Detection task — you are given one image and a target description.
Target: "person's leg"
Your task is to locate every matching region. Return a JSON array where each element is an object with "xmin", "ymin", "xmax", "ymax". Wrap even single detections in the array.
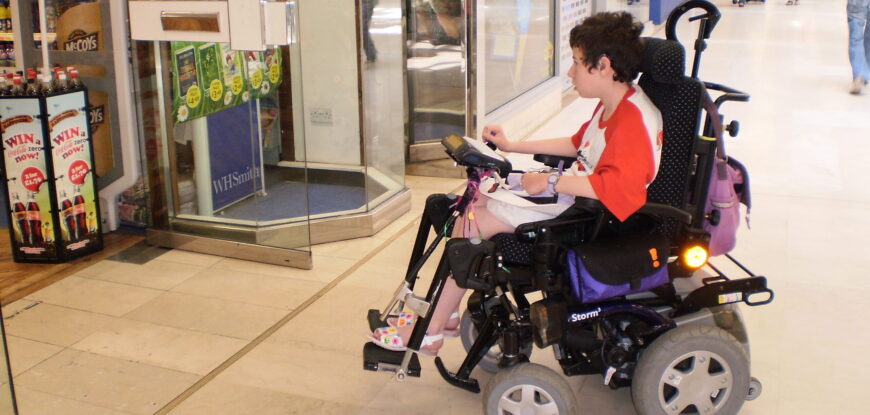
[
  {"xmin": 863, "ymin": 7, "xmax": 870, "ymax": 81},
  {"xmin": 371, "ymin": 196, "xmax": 514, "ymax": 353},
  {"xmin": 848, "ymin": 2, "xmax": 869, "ymax": 82}
]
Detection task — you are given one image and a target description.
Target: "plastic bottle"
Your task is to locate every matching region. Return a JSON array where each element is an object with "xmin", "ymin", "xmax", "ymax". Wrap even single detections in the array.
[
  {"xmin": 25, "ymin": 69, "xmax": 38, "ymax": 95},
  {"xmin": 10, "ymin": 74, "xmax": 24, "ymax": 96},
  {"xmin": 25, "ymin": 192, "xmax": 44, "ymax": 245},
  {"xmin": 60, "ymin": 190, "xmax": 77, "ymax": 240},
  {"xmin": 68, "ymin": 67, "xmax": 83, "ymax": 90},
  {"xmin": 72, "ymin": 185, "xmax": 87, "ymax": 238},
  {"xmin": 11, "ymin": 192, "xmax": 27, "ymax": 243}
]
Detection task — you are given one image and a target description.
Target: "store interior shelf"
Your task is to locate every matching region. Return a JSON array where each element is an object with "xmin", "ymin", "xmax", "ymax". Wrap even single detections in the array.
[{"xmin": 33, "ymin": 32, "xmax": 57, "ymax": 42}]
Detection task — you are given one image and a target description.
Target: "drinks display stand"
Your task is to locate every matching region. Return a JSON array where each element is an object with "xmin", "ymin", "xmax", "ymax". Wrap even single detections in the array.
[{"xmin": 0, "ymin": 74, "xmax": 102, "ymax": 263}]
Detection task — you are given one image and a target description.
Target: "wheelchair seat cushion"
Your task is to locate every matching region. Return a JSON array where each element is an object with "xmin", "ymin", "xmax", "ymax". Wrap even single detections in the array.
[
  {"xmin": 491, "ymin": 233, "xmax": 533, "ymax": 265},
  {"xmin": 566, "ymin": 232, "xmax": 670, "ymax": 303}
]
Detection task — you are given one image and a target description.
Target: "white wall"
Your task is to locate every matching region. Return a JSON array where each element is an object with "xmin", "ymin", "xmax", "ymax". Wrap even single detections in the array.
[{"xmin": 293, "ymin": 0, "xmax": 362, "ymax": 166}]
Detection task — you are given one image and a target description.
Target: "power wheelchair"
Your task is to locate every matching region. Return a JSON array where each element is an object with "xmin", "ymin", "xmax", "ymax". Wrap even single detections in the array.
[{"xmin": 363, "ymin": 5, "xmax": 773, "ymax": 415}]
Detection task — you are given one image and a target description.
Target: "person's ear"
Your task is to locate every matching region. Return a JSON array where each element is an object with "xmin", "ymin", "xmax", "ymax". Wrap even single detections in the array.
[{"xmin": 597, "ymin": 55, "xmax": 611, "ymax": 72}]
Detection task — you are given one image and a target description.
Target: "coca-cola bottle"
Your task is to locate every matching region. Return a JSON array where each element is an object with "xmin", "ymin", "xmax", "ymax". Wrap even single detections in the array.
[
  {"xmin": 11, "ymin": 192, "xmax": 26, "ymax": 243},
  {"xmin": 24, "ymin": 69, "xmax": 38, "ymax": 96},
  {"xmin": 10, "ymin": 74, "xmax": 23, "ymax": 96},
  {"xmin": 25, "ymin": 191, "xmax": 44, "ymax": 244},
  {"xmin": 68, "ymin": 67, "xmax": 83, "ymax": 91},
  {"xmin": 52, "ymin": 66, "xmax": 66, "ymax": 91},
  {"xmin": 72, "ymin": 185, "xmax": 87, "ymax": 238},
  {"xmin": 59, "ymin": 190, "xmax": 77, "ymax": 240},
  {"xmin": 40, "ymin": 72, "xmax": 54, "ymax": 96}
]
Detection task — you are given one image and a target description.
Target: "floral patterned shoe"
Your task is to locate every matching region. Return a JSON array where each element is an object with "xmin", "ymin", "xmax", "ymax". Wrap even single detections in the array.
[
  {"xmin": 387, "ymin": 311, "xmax": 461, "ymax": 337},
  {"xmin": 367, "ymin": 326, "xmax": 444, "ymax": 356}
]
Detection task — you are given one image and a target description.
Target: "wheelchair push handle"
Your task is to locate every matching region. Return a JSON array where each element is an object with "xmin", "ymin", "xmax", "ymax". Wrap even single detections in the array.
[
  {"xmin": 665, "ymin": 0, "xmax": 721, "ymax": 79},
  {"xmin": 665, "ymin": 0, "xmax": 721, "ymax": 43}
]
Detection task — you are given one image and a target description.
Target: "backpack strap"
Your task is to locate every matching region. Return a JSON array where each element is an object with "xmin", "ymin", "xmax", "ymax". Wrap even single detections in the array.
[{"xmin": 700, "ymin": 86, "xmax": 727, "ymax": 161}]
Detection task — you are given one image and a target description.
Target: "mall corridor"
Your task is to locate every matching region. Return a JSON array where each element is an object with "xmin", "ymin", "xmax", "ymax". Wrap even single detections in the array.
[{"xmin": 2, "ymin": 0, "xmax": 869, "ymax": 414}]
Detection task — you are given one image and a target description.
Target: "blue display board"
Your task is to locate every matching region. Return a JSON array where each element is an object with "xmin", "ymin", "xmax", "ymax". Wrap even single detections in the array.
[
  {"xmin": 206, "ymin": 104, "xmax": 263, "ymax": 211},
  {"xmin": 650, "ymin": 0, "xmax": 685, "ymax": 25}
]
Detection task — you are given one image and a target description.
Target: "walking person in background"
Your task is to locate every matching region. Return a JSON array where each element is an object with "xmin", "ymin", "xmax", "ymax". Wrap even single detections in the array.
[{"xmin": 848, "ymin": 0, "xmax": 870, "ymax": 94}]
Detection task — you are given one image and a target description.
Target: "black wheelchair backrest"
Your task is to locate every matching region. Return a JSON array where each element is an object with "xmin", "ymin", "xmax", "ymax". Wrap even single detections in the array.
[{"xmin": 638, "ymin": 38, "xmax": 705, "ymax": 238}]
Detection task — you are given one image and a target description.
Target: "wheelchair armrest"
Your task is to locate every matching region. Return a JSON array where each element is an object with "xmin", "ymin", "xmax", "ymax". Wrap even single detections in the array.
[
  {"xmin": 573, "ymin": 197, "xmax": 692, "ymax": 224},
  {"xmin": 636, "ymin": 203, "xmax": 693, "ymax": 224},
  {"xmin": 533, "ymin": 154, "xmax": 576, "ymax": 169}
]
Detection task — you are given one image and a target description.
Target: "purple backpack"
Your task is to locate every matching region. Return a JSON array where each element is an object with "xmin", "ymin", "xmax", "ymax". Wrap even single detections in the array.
[{"xmin": 702, "ymin": 93, "xmax": 751, "ymax": 257}]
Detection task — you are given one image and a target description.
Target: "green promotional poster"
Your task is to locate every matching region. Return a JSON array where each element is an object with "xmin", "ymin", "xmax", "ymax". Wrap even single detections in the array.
[
  {"xmin": 46, "ymin": 91, "xmax": 102, "ymax": 253},
  {"xmin": 171, "ymin": 42, "xmax": 283, "ymax": 123},
  {"xmin": 1, "ymin": 98, "xmax": 59, "ymax": 261}
]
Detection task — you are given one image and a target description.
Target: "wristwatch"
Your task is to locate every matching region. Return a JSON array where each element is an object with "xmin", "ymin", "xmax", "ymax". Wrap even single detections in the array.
[{"xmin": 547, "ymin": 172, "xmax": 561, "ymax": 194}]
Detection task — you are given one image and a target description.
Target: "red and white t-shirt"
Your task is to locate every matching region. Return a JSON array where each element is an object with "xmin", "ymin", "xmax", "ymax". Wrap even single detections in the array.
[{"xmin": 569, "ymin": 85, "xmax": 663, "ymax": 221}]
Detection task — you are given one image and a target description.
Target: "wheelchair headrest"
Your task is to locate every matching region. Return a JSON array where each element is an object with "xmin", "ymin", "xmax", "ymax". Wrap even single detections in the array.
[{"xmin": 639, "ymin": 37, "xmax": 685, "ymax": 84}]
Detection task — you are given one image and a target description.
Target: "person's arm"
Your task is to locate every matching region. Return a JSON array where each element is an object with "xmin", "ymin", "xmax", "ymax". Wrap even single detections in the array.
[
  {"xmin": 482, "ymin": 125, "xmax": 578, "ymax": 157},
  {"xmin": 520, "ymin": 173, "xmax": 598, "ymax": 199}
]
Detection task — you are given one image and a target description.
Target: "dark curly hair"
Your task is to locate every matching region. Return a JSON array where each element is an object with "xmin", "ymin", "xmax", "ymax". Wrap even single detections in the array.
[{"xmin": 569, "ymin": 12, "xmax": 644, "ymax": 83}]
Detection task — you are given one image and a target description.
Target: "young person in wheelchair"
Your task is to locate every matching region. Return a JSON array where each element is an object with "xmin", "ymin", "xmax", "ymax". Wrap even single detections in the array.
[
  {"xmin": 368, "ymin": 11, "xmax": 662, "ymax": 356},
  {"xmin": 364, "ymin": 2, "xmax": 772, "ymax": 414}
]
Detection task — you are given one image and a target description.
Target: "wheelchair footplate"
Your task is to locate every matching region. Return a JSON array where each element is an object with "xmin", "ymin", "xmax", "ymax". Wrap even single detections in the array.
[
  {"xmin": 363, "ymin": 343, "xmax": 422, "ymax": 379},
  {"xmin": 673, "ymin": 254, "xmax": 774, "ymax": 317}
]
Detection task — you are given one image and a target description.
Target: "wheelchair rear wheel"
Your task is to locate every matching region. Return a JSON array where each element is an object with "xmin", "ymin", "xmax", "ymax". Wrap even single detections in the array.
[
  {"xmin": 631, "ymin": 325, "xmax": 750, "ymax": 415},
  {"xmin": 460, "ymin": 310, "xmax": 532, "ymax": 374},
  {"xmin": 483, "ymin": 362, "xmax": 577, "ymax": 415}
]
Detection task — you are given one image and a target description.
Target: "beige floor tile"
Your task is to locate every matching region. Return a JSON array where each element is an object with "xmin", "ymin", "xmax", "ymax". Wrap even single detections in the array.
[
  {"xmin": 14, "ymin": 385, "xmax": 134, "ymax": 415},
  {"xmin": 5, "ymin": 335, "xmax": 63, "ymax": 377},
  {"xmin": 75, "ymin": 259, "xmax": 205, "ymax": 290},
  {"xmin": 124, "ymin": 291, "xmax": 288, "ymax": 340},
  {"xmin": 361, "ymin": 378, "xmax": 482, "ymax": 415},
  {"xmin": 341, "ymin": 260, "xmax": 407, "ymax": 293},
  {"xmin": 71, "ymin": 318, "xmax": 248, "ymax": 376},
  {"xmin": 4, "ymin": 303, "xmax": 119, "ymax": 347},
  {"xmin": 310, "ymin": 236, "xmax": 390, "ymax": 261},
  {"xmin": 154, "ymin": 249, "xmax": 225, "ymax": 267},
  {"xmin": 170, "ymin": 267, "xmax": 326, "ymax": 309},
  {"xmin": 370, "ymin": 213, "xmax": 420, "ymax": 241},
  {"xmin": 217, "ymin": 341, "xmax": 391, "ymax": 406},
  {"xmin": 1, "ymin": 299, "xmax": 40, "ymax": 319},
  {"xmin": 265, "ymin": 285, "xmax": 393, "ymax": 355},
  {"xmin": 212, "ymin": 255, "xmax": 357, "ymax": 284},
  {"xmin": 14, "ymin": 349, "xmax": 199, "ymax": 415},
  {"xmin": 167, "ymin": 379, "xmax": 364, "ymax": 415},
  {"xmin": 24, "ymin": 276, "xmax": 163, "ymax": 317}
]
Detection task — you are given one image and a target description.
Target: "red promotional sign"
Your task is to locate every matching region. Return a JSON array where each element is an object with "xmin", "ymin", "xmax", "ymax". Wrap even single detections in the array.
[
  {"xmin": 68, "ymin": 160, "xmax": 90, "ymax": 185},
  {"xmin": 21, "ymin": 167, "xmax": 45, "ymax": 191}
]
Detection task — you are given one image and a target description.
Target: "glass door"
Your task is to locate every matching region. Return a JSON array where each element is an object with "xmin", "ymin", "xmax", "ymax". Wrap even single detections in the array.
[{"xmin": 128, "ymin": 0, "xmax": 312, "ymax": 267}]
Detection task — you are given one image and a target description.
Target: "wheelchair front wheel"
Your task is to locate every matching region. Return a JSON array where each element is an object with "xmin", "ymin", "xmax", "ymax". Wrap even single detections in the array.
[
  {"xmin": 460, "ymin": 310, "xmax": 532, "ymax": 374},
  {"xmin": 483, "ymin": 363, "xmax": 577, "ymax": 415},
  {"xmin": 632, "ymin": 325, "xmax": 750, "ymax": 415}
]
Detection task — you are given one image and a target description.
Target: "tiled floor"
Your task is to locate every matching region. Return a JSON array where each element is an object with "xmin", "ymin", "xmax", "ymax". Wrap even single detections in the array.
[{"xmin": 4, "ymin": 0, "xmax": 870, "ymax": 414}]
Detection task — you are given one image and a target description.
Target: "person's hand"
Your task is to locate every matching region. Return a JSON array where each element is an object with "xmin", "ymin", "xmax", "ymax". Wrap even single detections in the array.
[
  {"xmin": 521, "ymin": 172, "xmax": 549, "ymax": 195},
  {"xmin": 482, "ymin": 125, "xmax": 511, "ymax": 152}
]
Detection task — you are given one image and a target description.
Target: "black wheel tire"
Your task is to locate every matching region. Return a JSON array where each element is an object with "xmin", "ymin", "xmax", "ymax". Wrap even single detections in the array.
[
  {"xmin": 460, "ymin": 310, "xmax": 532, "ymax": 374},
  {"xmin": 483, "ymin": 363, "xmax": 577, "ymax": 415},
  {"xmin": 632, "ymin": 325, "xmax": 750, "ymax": 415}
]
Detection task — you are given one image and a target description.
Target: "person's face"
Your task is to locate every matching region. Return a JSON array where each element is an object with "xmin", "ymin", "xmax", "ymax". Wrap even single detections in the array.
[{"xmin": 567, "ymin": 47, "xmax": 605, "ymax": 98}]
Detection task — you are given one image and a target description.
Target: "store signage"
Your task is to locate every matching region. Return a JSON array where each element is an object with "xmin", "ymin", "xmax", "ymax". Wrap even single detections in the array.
[
  {"xmin": 206, "ymin": 104, "xmax": 263, "ymax": 212},
  {"xmin": 1, "ymin": 98, "xmax": 58, "ymax": 260},
  {"xmin": 46, "ymin": 91, "xmax": 101, "ymax": 253},
  {"xmin": 170, "ymin": 41, "xmax": 283, "ymax": 124}
]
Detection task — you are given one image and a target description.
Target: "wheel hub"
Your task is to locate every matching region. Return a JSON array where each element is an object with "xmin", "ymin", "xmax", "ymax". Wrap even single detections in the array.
[
  {"xmin": 499, "ymin": 385, "xmax": 560, "ymax": 415},
  {"xmin": 658, "ymin": 351, "xmax": 732, "ymax": 414}
]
